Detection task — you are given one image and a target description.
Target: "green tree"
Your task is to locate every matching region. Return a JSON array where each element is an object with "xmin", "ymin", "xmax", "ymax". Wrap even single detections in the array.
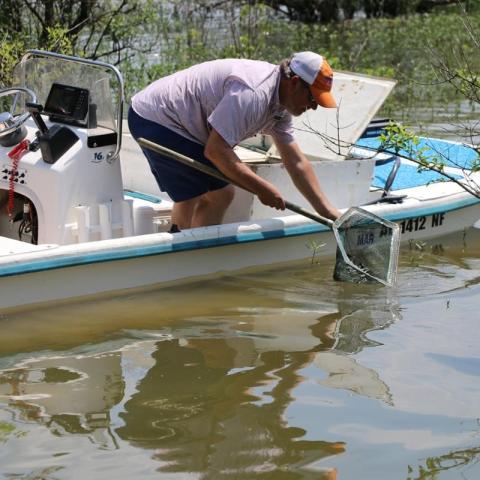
[
  {"xmin": 0, "ymin": 0, "xmax": 159, "ymax": 87},
  {"xmin": 259, "ymin": 0, "xmax": 469, "ymax": 23},
  {"xmin": 0, "ymin": 0, "xmax": 156, "ymax": 63}
]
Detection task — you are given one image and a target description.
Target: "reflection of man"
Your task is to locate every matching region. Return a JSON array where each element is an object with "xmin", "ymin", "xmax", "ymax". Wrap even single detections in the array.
[{"xmin": 116, "ymin": 336, "xmax": 344, "ymax": 478}]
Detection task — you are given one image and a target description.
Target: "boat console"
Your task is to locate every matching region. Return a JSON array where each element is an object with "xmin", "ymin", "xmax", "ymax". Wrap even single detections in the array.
[
  {"xmin": 27, "ymin": 101, "xmax": 80, "ymax": 165},
  {"xmin": 44, "ymin": 83, "xmax": 90, "ymax": 126},
  {"xmin": 0, "ymin": 51, "xmax": 132, "ymax": 246}
]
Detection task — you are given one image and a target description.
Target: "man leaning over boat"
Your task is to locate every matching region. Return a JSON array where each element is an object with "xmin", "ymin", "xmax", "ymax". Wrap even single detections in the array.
[{"xmin": 128, "ymin": 51, "xmax": 341, "ymax": 231}]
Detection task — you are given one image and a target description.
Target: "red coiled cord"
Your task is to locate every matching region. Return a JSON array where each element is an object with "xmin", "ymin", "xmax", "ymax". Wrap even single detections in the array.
[{"xmin": 6, "ymin": 139, "xmax": 30, "ymax": 221}]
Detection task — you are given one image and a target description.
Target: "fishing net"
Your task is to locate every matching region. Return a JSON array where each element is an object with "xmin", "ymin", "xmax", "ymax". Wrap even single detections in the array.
[{"xmin": 333, "ymin": 207, "xmax": 400, "ymax": 286}]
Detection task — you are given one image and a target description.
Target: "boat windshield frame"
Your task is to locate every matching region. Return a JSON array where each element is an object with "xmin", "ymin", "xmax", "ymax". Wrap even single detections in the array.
[{"xmin": 13, "ymin": 50, "xmax": 125, "ymax": 159}]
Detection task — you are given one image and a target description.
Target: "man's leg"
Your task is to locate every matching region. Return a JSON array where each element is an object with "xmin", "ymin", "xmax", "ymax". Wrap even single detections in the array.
[
  {"xmin": 171, "ymin": 197, "xmax": 199, "ymax": 230},
  {"xmin": 191, "ymin": 185, "xmax": 235, "ymax": 228}
]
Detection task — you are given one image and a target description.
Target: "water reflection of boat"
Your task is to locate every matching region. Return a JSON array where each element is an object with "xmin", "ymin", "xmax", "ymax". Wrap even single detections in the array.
[
  {"xmin": 1, "ymin": 50, "xmax": 479, "ymax": 310},
  {"xmin": 314, "ymin": 352, "xmax": 392, "ymax": 404},
  {"xmin": 1, "ymin": 302, "xmax": 395, "ymax": 478},
  {"xmin": 0, "ymin": 341, "xmax": 346, "ymax": 477},
  {"xmin": 0, "ymin": 351, "xmax": 124, "ymax": 447},
  {"xmin": 3, "ymin": 286, "xmax": 479, "ymax": 478}
]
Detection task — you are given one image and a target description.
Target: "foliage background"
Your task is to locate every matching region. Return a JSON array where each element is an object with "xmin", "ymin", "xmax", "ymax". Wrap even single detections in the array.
[{"xmin": 1, "ymin": 0, "xmax": 479, "ymax": 131}]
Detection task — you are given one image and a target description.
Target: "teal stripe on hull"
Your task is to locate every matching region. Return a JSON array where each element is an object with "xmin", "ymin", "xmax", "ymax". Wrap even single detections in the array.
[
  {"xmin": 384, "ymin": 196, "xmax": 480, "ymax": 221},
  {"xmin": 0, "ymin": 223, "xmax": 327, "ymax": 278}
]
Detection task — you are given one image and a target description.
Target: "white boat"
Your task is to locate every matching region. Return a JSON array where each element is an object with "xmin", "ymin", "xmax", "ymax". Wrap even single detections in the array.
[{"xmin": 0, "ymin": 50, "xmax": 479, "ymax": 311}]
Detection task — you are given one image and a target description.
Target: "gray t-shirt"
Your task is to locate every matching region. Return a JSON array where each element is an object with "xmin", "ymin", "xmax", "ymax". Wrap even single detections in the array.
[{"xmin": 131, "ymin": 59, "xmax": 295, "ymax": 147}]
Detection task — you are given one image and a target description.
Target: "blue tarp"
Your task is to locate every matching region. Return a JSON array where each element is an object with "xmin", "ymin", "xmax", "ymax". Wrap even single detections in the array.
[
  {"xmin": 356, "ymin": 136, "xmax": 478, "ymax": 170},
  {"xmin": 356, "ymin": 136, "xmax": 475, "ymax": 190},
  {"xmin": 372, "ymin": 162, "xmax": 460, "ymax": 190}
]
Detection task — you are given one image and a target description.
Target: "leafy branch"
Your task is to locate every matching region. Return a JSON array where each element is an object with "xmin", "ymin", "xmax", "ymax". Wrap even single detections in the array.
[
  {"xmin": 373, "ymin": 122, "xmax": 480, "ymax": 199},
  {"xmin": 299, "ymin": 116, "xmax": 480, "ymax": 200}
]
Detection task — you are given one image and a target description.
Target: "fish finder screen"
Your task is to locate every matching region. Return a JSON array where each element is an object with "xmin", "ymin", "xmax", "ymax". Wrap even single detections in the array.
[{"xmin": 44, "ymin": 84, "xmax": 89, "ymax": 121}]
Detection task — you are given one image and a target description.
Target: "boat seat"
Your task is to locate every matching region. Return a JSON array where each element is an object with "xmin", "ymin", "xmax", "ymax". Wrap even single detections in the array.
[
  {"xmin": 124, "ymin": 190, "xmax": 173, "ymax": 234},
  {"xmin": 234, "ymin": 145, "xmax": 273, "ymax": 164}
]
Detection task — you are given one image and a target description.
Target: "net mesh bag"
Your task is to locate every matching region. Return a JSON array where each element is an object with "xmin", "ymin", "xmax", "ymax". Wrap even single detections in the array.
[{"xmin": 332, "ymin": 207, "xmax": 400, "ymax": 286}]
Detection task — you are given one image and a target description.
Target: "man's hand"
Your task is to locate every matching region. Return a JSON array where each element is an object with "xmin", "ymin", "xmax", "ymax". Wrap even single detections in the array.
[
  {"xmin": 257, "ymin": 183, "xmax": 285, "ymax": 210},
  {"xmin": 205, "ymin": 129, "xmax": 286, "ymax": 210}
]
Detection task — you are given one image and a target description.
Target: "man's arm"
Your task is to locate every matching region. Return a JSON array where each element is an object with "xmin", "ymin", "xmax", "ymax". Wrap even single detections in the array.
[
  {"xmin": 275, "ymin": 140, "xmax": 341, "ymax": 221},
  {"xmin": 204, "ymin": 129, "xmax": 285, "ymax": 210}
]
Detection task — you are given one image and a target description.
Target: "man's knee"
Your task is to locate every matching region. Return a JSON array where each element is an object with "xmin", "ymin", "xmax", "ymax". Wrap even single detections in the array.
[
  {"xmin": 203, "ymin": 185, "xmax": 235, "ymax": 208},
  {"xmin": 219, "ymin": 184, "xmax": 235, "ymax": 205}
]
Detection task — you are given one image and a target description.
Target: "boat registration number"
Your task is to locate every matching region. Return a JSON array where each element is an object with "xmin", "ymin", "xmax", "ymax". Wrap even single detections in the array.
[
  {"xmin": 355, "ymin": 212, "xmax": 446, "ymax": 246},
  {"xmin": 399, "ymin": 212, "xmax": 445, "ymax": 234}
]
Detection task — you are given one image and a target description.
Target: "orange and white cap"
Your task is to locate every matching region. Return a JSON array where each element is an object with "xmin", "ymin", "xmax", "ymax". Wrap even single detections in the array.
[{"xmin": 290, "ymin": 51, "xmax": 337, "ymax": 108}]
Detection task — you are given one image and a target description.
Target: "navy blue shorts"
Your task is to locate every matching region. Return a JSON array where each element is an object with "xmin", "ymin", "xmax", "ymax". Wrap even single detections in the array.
[{"xmin": 128, "ymin": 106, "xmax": 229, "ymax": 202}]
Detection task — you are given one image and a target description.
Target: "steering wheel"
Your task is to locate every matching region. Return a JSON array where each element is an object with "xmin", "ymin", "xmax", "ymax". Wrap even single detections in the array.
[{"xmin": 0, "ymin": 87, "xmax": 37, "ymax": 139}]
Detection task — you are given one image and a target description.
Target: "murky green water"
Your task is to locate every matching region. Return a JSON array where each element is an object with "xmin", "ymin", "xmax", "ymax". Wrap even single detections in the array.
[{"xmin": 0, "ymin": 228, "xmax": 479, "ymax": 480}]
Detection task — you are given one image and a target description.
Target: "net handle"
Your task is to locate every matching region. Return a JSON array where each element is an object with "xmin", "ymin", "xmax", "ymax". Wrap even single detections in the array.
[{"xmin": 137, "ymin": 138, "xmax": 334, "ymax": 229}]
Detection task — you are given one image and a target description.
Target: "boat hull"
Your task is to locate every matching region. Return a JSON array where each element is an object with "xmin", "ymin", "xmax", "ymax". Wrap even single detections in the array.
[{"xmin": 1, "ymin": 197, "xmax": 479, "ymax": 311}]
